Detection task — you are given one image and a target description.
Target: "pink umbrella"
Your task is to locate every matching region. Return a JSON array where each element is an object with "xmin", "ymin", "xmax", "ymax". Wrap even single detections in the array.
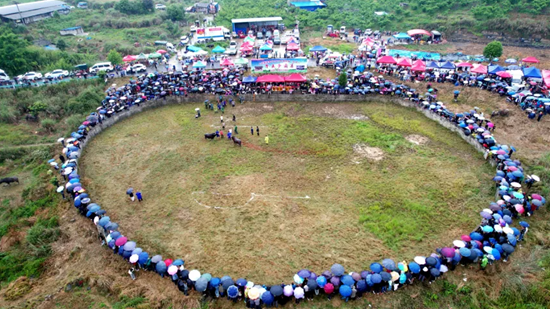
[
  {"xmin": 532, "ymin": 194, "xmax": 542, "ymax": 201},
  {"xmin": 157, "ymin": 49, "xmax": 167, "ymax": 54},
  {"xmin": 496, "ymin": 71, "xmax": 512, "ymax": 78},
  {"xmin": 115, "ymin": 236, "xmax": 127, "ymax": 246},
  {"xmin": 515, "ymin": 204, "xmax": 525, "ymax": 214},
  {"xmin": 165, "ymin": 259, "xmax": 173, "ymax": 267},
  {"xmin": 167, "ymin": 265, "xmax": 178, "ymax": 275}
]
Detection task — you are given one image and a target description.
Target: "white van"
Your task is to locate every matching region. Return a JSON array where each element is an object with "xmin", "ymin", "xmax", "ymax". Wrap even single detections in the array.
[
  {"xmin": 89, "ymin": 62, "xmax": 113, "ymax": 73},
  {"xmin": 508, "ymin": 70, "xmax": 525, "ymax": 88},
  {"xmin": 0, "ymin": 69, "xmax": 10, "ymax": 81}
]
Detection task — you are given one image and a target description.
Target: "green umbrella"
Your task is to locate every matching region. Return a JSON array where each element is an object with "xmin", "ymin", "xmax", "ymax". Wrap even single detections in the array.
[
  {"xmin": 212, "ymin": 45, "xmax": 225, "ymax": 53},
  {"xmin": 148, "ymin": 52, "xmax": 162, "ymax": 59}
]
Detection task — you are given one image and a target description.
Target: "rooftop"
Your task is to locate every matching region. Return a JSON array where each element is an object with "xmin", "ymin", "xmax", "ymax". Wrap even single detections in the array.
[
  {"xmin": 0, "ymin": 0, "xmax": 66, "ymax": 16},
  {"xmin": 231, "ymin": 17, "xmax": 282, "ymax": 24},
  {"xmin": 290, "ymin": 1, "xmax": 326, "ymax": 8}
]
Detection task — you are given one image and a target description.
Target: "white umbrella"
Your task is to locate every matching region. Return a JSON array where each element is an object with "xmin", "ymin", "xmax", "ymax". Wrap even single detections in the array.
[
  {"xmin": 189, "ymin": 269, "xmax": 201, "ymax": 281},
  {"xmin": 511, "ymin": 182, "xmax": 521, "ymax": 188},
  {"xmin": 531, "ymin": 175, "xmax": 540, "ymax": 182},
  {"xmin": 453, "ymin": 240, "xmax": 465, "ymax": 248}
]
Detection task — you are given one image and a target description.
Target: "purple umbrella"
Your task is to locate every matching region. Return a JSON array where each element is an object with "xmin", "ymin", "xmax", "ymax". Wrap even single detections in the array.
[
  {"xmin": 441, "ymin": 247, "xmax": 456, "ymax": 258},
  {"xmin": 297, "ymin": 269, "xmax": 311, "ymax": 279},
  {"xmin": 480, "ymin": 211, "xmax": 492, "ymax": 219},
  {"xmin": 330, "ymin": 276, "xmax": 340, "ymax": 287}
]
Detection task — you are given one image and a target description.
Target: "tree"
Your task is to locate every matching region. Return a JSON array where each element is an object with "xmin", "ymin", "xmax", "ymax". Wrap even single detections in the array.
[
  {"xmin": 56, "ymin": 39, "xmax": 67, "ymax": 51},
  {"xmin": 338, "ymin": 72, "xmax": 347, "ymax": 88},
  {"xmin": 107, "ymin": 49, "xmax": 123, "ymax": 65},
  {"xmin": 0, "ymin": 27, "xmax": 31, "ymax": 76},
  {"xmin": 166, "ymin": 5, "xmax": 185, "ymax": 22},
  {"xmin": 142, "ymin": 0, "xmax": 154, "ymax": 12},
  {"xmin": 483, "ymin": 41, "xmax": 503, "ymax": 59}
]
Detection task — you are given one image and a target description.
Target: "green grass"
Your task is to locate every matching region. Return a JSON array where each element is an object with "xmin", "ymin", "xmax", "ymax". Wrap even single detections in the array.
[{"xmin": 81, "ymin": 101, "xmax": 492, "ymax": 284}]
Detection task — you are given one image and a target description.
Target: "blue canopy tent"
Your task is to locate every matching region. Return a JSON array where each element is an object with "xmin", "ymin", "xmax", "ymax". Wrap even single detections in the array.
[
  {"xmin": 427, "ymin": 61, "xmax": 439, "ymax": 69},
  {"xmin": 259, "ymin": 44, "xmax": 272, "ymax": 51},
  {"xmin": 522, "ymin": 67, "xmax": 542, "ymax": 79},
  {"xmin": 242, "ymin": 76, "xmax": 257, "ymax": 83},
  {"xmin": 439, "ymin": 61, "xmax": 456, "ymax": 69},
  {"xmin": 488, "ymin": 65, "xmax": 506, "ymax": 74},
  {"xmin": 212, "ymin": 46, "xmax": 225, "ymax": 53},
  {"xmin": 187, "ymin": 45, "xmax": 203, "ymax": 53},
  {"xmin": 310, "ymin": 45, "xmax": 328, "ymax": 52},
  {"xmin": 393, "ymin": 33, "xmax": 411, "ymax": 40}
]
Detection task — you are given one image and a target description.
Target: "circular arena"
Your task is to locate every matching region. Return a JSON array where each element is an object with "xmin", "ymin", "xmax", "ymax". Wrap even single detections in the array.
[{"xmin": 81, "ymin": 101, "xmax": 493, "ymax": 283}]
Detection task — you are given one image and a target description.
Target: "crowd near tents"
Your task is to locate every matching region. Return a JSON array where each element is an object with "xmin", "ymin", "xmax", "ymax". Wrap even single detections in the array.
[{"xmin": 48, "ymin": 58, "xmax": 545, "ymax": 305}]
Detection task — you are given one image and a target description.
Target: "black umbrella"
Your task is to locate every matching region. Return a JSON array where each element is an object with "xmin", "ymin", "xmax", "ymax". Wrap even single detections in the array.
[
  {"xmin": 426, "ymin": 257, "xmax": 437, "ymax": 266},
  {"xmin": 430, "ymin": 268, "xmax": 441, "ymax": 277},
  {"xmin": 307, "ymin": 279, "xmax": 318, "ymax": 290},
  {"xmin": 502, "ymin": 243, "xmax": 515, "ymax": 254},
  {"xmin": 222, "ymin": 278, "xmax": 234, "ymax": 290},
  {"xmin": 380, "ymin": 272, "xmax": 391, "ymax": 282}
]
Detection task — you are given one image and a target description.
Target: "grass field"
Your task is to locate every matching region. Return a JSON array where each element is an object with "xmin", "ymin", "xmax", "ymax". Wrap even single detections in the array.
[{"xmin": 80, "ymin": 101, "xmax": 494, "ymax": 284}]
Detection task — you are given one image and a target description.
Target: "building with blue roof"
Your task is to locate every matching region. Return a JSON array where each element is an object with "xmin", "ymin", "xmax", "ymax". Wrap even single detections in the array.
[{"xmin": 290, "ymin": 0, "xmax": 326, "ymax": 11}]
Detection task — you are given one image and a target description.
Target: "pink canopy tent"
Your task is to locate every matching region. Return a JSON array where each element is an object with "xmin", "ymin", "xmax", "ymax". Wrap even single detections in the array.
[
  {"xmin": 542, "ymin": 70, "xmax": 550, "ymax": 87},
  {"xmin": 221, "ymin": 58, "xmax": 234, "ymax": 66},
  {"xmin": 496, "ymin": 71, "xmax": 512, "ymax": 78},
  {"xmin": 411, "ymin": 60, "xmax": 426, "ymax": 72},
  {"xmin": 522, "ymin": 56, "xmax": 540, "ymax": 63},
  {"xmin": 396, "ymin": 58, "xmax": 412, "ymax": 67},
  {"xmin": 256, "ymin": 75, "xmax": 285, "ymax": 83},
  {"xmin": 241, "ymin": 41, "xmax": 253, "ymax": 48},
  {"xmin": 123, "ymin": 55, "xmax": 137, "ymax": 62},
  {"xmin": 240, "ymin": 45, "xmax": 253, "ymax": 52},
  {"xmin": 286, "ymin": 43, "xmax": 300, "ymax": 51},
  {"xmin": 284, "ymin": 73, "xmax": 306, "ymax": 82},
  {"xmin": 407, "ymin": 29, "xmax": 432, "ymax": 37},
  {"xmin": 376, "ymin": 55, "xmax": 397, "ymax": 64},
  {"xmin": 157, "ymin": 49, "xmax": 167, "ymax": 54},
  {"xmin": 471, "ymin": 64, "xmax": 488, "ymax": 74},
  {"xmin": 456, "ymin": 62, "xmax": 473, "ymax": 68}
]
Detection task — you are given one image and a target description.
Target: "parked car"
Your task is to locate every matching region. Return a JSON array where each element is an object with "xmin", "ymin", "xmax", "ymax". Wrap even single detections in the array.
[
  {"xmin": 339, "ymin": 26, "xmax": 346, "ymax": 34},
  {"xmin": 256, "ymin": 32, "xmax": 264, "ymax": 39},
  {"xmin": 353, "ymin": 28, "xmax": 362, "ymax": 35},
  {"xmin": 365, "ymin": 29, "xmax": 373, "ymax": 36},
  {"xmin": 126, "ymin": 64, "xmax": 147, "ymax": 73},
  {"xmin": 190, "ymin": 25, "xmax": 197, "ymax": 32},
  {"xmin": 45, "ymin": 69, "xmax": 69, "ymax": 78},
  {"xmin": 155, "ymin": 4, "xmax": 166, "ymax": 10},
  {"xmin": 0, "ymin": 69, "xmax": 10, "ymax": 81},
  {"xmin": 23, "ymin": 72, "xmax": 43, "ymax": 80},
  {"xmin": 225, "ymin": 41, "xmax": 238, "ymax": 55},
  {"xmin": 89, "ymin": 62, "xmax": 113, "ymax": 73},
  {"xmin": 273, "ymin": 37, "xmax": 281, "ymax": 45},
  {"xmin": 180, "ymin": 35, "xmax": 189, "ymax": 45}
]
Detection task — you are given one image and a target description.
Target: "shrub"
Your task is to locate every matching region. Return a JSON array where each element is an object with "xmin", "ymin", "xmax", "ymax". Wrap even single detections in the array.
[
  {"xmin": 40, "ymin": 118, "xmax": 56, "ymax": 133},
  {"xmin": 483, "ymin": 41, "xmax": 503, "ymax": 59}
]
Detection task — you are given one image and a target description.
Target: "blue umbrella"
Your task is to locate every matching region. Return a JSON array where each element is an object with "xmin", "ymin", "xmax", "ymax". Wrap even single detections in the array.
[
  {"xmin": 236, "ymin": 278, "xmax": 247, "ymax": 287},
  {"xmin": 138, "ymin": 252, "xmax": 149, "ymax": 265},
  {"xmin": 382, "ymin": 258, "xmax": 396, "ymax": 271},
  {"xmin": 316, "ymin": 275, "xmax": 327, "ymax": 288},
  {"xmin": 155, "ymin": 261, "xmax": 167, "ymax": 274},
  {"xmin": 298, "ymin": 269, "xmax": 311, "ymax": 278},
  {"xmin": 172, "ymin": 259, "xmax": 184, "ymax": 266},
  {"xmin": 227, "ymin": 285, "xmax": 239, "ymax": 298},
  {"xmin": 331, "ymin": 263, "xmax": 345, "ymax": 276},
  {"xmin": 209, "ymin": 277, "xmax": 221, "ymax": 289},
  {"xmin": 470, "ymin": 232, "xmax": 484, "ymax": 241},
  {"xmin": 459, "ymin": 247, "xmax": 471, "ymax": 257},
  {"xmin": 341, "ymin": 275, "xmax": 355, "ymax": 286},
  {"xmin": 519, "ymin": 221, "xmax": 529, "ymax": 228},
  {"xmin": 270, "ymin": 285, "xmax": 283, "ymax": 296},
  {"xmin": 492, "ymin": 248, "xmax": 501, "ymax": 260},
  {"xmin": 356, "ymin": 280, "xmax": 367, "ymax": 292},
  {"xmin": 195, "ymin": 278, "xmax": 208, "ymax": 292},
  {"xmin": 508, "ymin": 235, "xmax": 517, "ymax": 246},
  {"xmin": 370, "ymin": 273, "xmax": 382, "ymax": 284},
  {"xmin": 261, "ymin": 291, "xmax": 274, "ymax": 305},
  {"xmin": 98, "ymin": 216, "xmax": 110, "ymax": 227},
  {"xmin": 408, "ymin": 262, "xmax": 421, "ymax": 274},
  {"xmin": 370, "ymin": 263, "xmax": 383, "ymax": 273},
  {"xmin": 339, "ymin": 285, "xmax": 352, "ymax": 297}
]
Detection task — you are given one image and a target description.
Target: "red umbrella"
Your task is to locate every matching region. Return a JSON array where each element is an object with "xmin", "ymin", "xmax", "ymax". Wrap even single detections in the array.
[
  {"xmin": 496, "ymin": 71, "xmax": 512, "ymax": 78},
  {"xmin": 461, "ymin": 235, "xmax": 471, "ymax": 242},
  {"xmin": 377, "ymin": 56, "xmax": 397, "ymax": 64},
  {"xmin": 164, "ymin": 259, "xmax": 173, "ymax": 267},
  {"xmin": 323, "ymin": 283, "xmax": 334, "ymax": 294},
  {"xmin": 522, "ymin": 56, "xmax": 539, "ymax": 63},
  {"xmin": 157, "ymin": 49, "xmax": 167, "ymax": 54},
  {"xmin": 115, "ymin": 236, "xmax": 127, "ymax": 246}
]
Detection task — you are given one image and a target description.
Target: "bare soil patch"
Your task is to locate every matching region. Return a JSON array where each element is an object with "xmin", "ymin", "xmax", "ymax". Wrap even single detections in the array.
[
  {"xmin": 353, "ymin": 144, "xmax": 385, "ymax": 162},
  {"xmin": 406, "ymin": 134, "xmax": 429, "ymax": 145}
]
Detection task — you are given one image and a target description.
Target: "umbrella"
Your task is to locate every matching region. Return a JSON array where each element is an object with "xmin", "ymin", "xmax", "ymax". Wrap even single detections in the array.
[
  {"xmin": 261, "ymin": 291, "xmax": 274, "ymax": 304},
  {"xmin": 138, "ymin": 252, "xmax": 149, "ymax": 265},
  {"xmin": 370, "ymin": 262, "xmax": 383, "ymax": 273},
  {"xmin": 461, "ymin": 235, "xmax": 472, "ymax": 242},
  {"xmin": 323, "ymin": 283, "xmax": 334, "ymax": 294},
  {"xmin": 236, "ymin": 278, "xmax": 247, "ymax": 287},
  {"xmin": 307, "ymin": 279, "xmax": 318, "ymax": 290},
  {"xmin": 151, "ymin": 255, "xmax": 162, "ymax": 263},
  {"xmin": 316, "ymin": 275, "xmax": 327, "ymax": 288},
  {"xmin": 371, "ymin": 273, "xmax": 382, "ymax": 283},
  {"xmin": 293, "ymin": 274, "xmax": 304, "ymax": 284},
  {"xmin": 172, "ymin": 259, "xmax": 184, "ymax": 266},
  {"xmin": 331, "ymin": 263, "xmax": 345, "ymax": 276},
  {"xmin": 201, "ymin": 273, "xmax": 212, "ymax": 282},
  {"xmin": 339, "ymin": 285, "xmax": 352, "ymax": 297},
  {"xmin": 129, "ymin": 254, "xmax": 139, "ymax": 263},
  {"xmin": 222, "ymin": 278, "xmax": 234, "ymax": 290},
  {"xmin": 330, "ymin": 276, "xmax": 340, "ymax": 286},
  {"xmin": 115, "ymin": 236, "xmax": 127, "ymax": 246},
  {"xmin": 382, "ymin": 258, "xmax": 396, "ymax": 270},
  {"xmin": 502, "ymin": 243, "xmax": 515, "ymax": 253},
  {"xmin": 380, "ymin": 272, "xmax": 392, "ymax": 282},
  {"xmin": 110, "ymin": 231, "xmax": 121, "ymax": 240},
  {"xmin": 408, "ymin": 262, "xmax": 421, "ymax": 274},
  {"xmin": 131, "ymin": 248, "xmax": 142, "ymax": 255},
  {"xmin": 227, "ymin": 285, "xmax": 239, "ymax": 298},
  {"xmin": 426, "ymin": 257, "xmax": 437, "ymax": 266},
  {"xmin": 195, "ymin": 278, "xmax": 208, "ymax": 292},
  {"xmin": 284, "ymin": 285, "xmax": 294, "ymax": 296},
  {"xmin": 148, "ymin": 52, "xmax": 162, "ymax": 59},
  {"xmin": 164, "ymin": 259, "xmax": 173, "ymax": 267},
  {"xmin": 156, "ymin": 49, "xmax": 167, "ymax": 54},
  {"xmin": 123, "ymin": 241, "xmax": 136, "ymax": 251},
  {"xmin": 293, "ymin": 287, "xmax": 304, "ymax": 299},
  {"xmin": 439, "ymin": 265, "xmax": 449, "ymax": 273},
  {"xmin": 167, "ymin": 265, "xmax": 178, "ymax": 275},
  {"xmin": 341, "ymin": 275, "xmax": 355, "ymax": 286},
  {"xmin": 297, "ymin": 269, "xmax": 311, "ymax": 278},
  {"xmin": 519, "ymin": 221, "xmax": 529, "ymax": 228},
  {"xmin": 270, "ymin": 285, "xmax": 283, "ymax": 296},
  {"xmin": 209, "ymin": 278, "xmax": 221, "ymax": 289},
  {"xmin": 441, "ymin": 247, "xmax": 456, "ymax": 258},
  {"xmin": 189, "ymin": 270, "xmax": 201, "ymax": 281},
  {"xmin": 351, "ymin": 272, "xmax": 361, "ymax": 281},
  {"xmin": 430, "ymin": 268, "xmax": 441, "ymax": 277},
  {"xmin": 470, "ymin": 232, "xmax": 484, "ymax": 241},
  {"xmin": 414, "ymin": 256, "xmax": 426, "ymax": 264},
  {"xmin": 459, "ymin": 247, "xmax": 471, "ymax": 257},
  {"xmin": 155, "ymin": 261, "xmax": 167, "ymax": 274}
]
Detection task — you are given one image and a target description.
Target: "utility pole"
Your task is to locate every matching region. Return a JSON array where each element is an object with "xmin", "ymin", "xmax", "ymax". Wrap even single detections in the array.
[{"xmin": 13, "ymin": 1, "xmax": 24, "ymax": 24}]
